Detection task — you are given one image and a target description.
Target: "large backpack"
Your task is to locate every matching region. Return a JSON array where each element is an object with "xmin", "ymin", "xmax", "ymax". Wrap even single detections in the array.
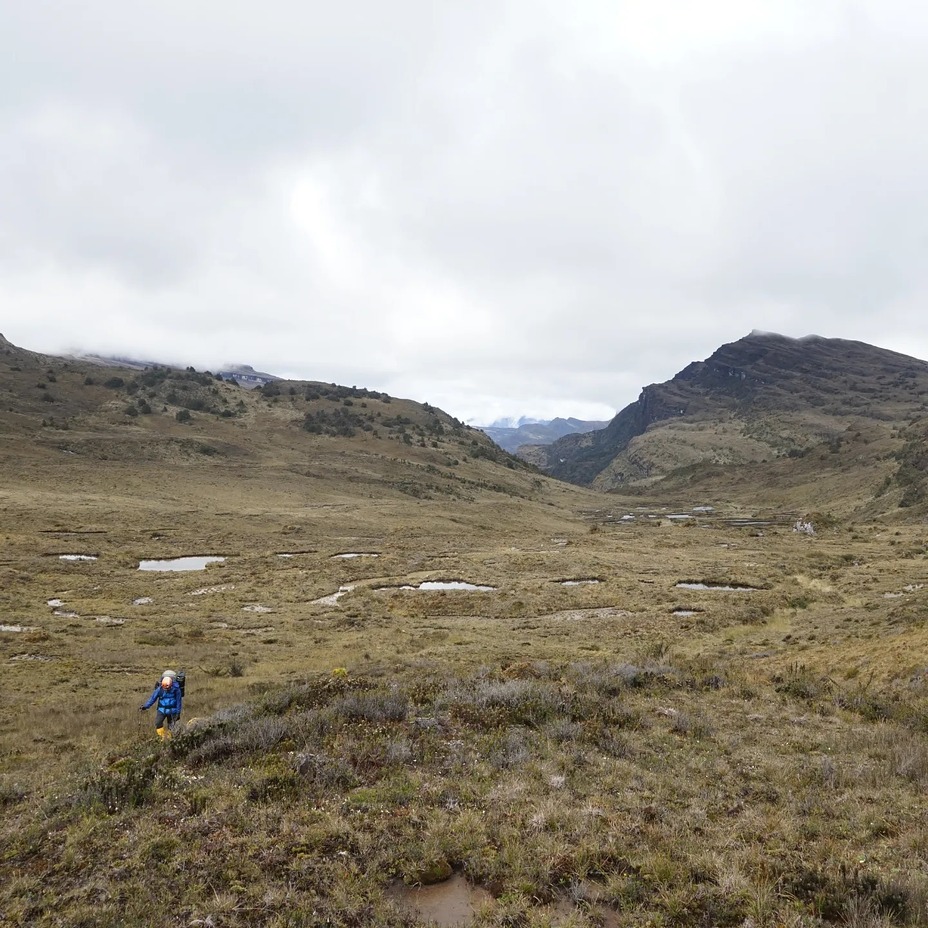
[{"xmin": 176, "ymin": 670, "xmax": 186, "ymax": 698}]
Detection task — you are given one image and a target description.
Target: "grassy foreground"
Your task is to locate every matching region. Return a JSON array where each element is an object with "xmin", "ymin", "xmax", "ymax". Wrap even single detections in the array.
[
  {"xmin": 5, "ymin": 473, "xmax": 928, "ymax": 926},
  {"xmin": 4, "ymin": 655, "xmax": 928, "ymax": 927},
  {"xmin": 5, "ymin": 495, "xmax": 928, "ymax": 926}
]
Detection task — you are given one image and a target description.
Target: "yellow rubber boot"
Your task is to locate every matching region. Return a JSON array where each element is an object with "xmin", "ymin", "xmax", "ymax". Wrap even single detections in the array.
[{"xmin": 156, "ymin": 726, "xmax": 166, "ymax": 740}]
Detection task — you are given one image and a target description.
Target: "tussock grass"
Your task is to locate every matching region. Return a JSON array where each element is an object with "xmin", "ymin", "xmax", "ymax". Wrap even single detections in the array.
[{"xmin": 5, "ymin": 660, "xmax": 928, "ymax": 926}]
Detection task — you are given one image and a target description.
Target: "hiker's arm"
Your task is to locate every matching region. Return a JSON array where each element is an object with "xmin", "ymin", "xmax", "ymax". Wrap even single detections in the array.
[{"xmin": 140, "ymin": 686, "xmax": 159, "ymax": 710}]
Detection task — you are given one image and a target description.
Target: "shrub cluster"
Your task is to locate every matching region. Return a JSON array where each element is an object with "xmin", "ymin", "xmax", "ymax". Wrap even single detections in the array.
[{"xmin": 303, "ymin": 407, "xmax": 372, "ymax": 437}]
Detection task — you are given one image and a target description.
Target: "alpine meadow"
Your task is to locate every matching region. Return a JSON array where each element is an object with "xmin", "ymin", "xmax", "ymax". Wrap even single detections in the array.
[{"xmin": 4, "ymin": 332, "xmax": 928, "ymax": 928}]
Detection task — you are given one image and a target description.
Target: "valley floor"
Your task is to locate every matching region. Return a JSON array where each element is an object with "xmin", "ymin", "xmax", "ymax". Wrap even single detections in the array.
[{"xmin": 3, "ymin": 465, "xmax": 928, "ymax": 926}]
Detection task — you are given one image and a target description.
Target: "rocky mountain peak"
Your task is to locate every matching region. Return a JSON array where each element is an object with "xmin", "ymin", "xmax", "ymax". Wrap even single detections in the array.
[{"xmin": 533, "ymin": 332, "xmax": 928, "ymax": 498}]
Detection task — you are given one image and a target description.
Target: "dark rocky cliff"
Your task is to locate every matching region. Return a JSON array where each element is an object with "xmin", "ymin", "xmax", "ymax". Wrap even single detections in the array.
[{"xmin": 537, "ymin": 332, "xmax": 928, "ymax": 487}]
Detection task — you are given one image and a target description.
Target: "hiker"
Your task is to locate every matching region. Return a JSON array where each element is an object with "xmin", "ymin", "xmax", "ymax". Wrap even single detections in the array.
[{"xmin": 139, "ymin": 669, "xmax": 183, "ymax": 740}]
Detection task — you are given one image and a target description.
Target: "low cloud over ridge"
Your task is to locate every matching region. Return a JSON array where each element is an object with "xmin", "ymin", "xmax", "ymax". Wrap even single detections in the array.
[{"xmin": 3, "ymin": 1, "xmax": 928, "ymax": 422}]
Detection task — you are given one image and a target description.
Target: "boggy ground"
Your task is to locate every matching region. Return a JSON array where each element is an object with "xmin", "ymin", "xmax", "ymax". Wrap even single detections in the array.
[{"xmin": 3, "ymin": 468, "xmax": 928, "ymax": 926}]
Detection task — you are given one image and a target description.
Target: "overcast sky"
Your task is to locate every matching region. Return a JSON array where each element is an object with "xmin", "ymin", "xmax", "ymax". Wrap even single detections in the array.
[{"xmin": 3, "ymin": 1, "xmax": 927, "ymax": 425}]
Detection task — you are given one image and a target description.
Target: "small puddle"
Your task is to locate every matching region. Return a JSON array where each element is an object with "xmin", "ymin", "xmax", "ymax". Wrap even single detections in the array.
[
  {"xmin": 416, "ymin": 581, "xmax": 495, "ymax": 591},
  {"xmin": 558, "ymin": 579, "xmax": 601, "ymax": 586},
  {"xmin": 388, "ymin": 874, "xmax": 492, "ymax": 927},
  {"xmin": 96, "ymin": 616, "xmax": 124, "ymax": 626},
  {"xmin": 1, "ymin": 625, "xmax": 41, "ymax": 633},
  {"xmin": 243, "ymin": 604, "xmax": 273, "ymax": 613},
  {"xmin": 54, "ymin": 610, "xmax": 79, "ymax": 617},
  {"xmin": 133, "ymin": 597, "xmax": 153, "ymax": 605},
  {"xmin": 672, "ymin": 609, "xmax": 702, "ymax": 616},
  {"xmin": 383, "ymin": 581, "xmax": 497, "ymax": 592},
  {"xmin": 676, "ymin": 582, "xmax": 758, "ymax": 592},
  {"xmin": 138, "ymin": 556, "xmax": 226, "ymax": 571},
  {"xmin": 47, "ymin": 598, "xmax": 64, "ymax": 607},
  {"xmin": 58, "ymin": 554, "xmax": 97, "ymax": 562},
  {"xmin": 332, "ymin": 552, "xmax": 380, "ymax": 559}
]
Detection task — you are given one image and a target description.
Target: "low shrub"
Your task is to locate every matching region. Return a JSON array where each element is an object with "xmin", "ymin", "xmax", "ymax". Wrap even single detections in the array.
[{"xmin": 74, "ymin": 755, "xmax": 159, "ymax": 813}]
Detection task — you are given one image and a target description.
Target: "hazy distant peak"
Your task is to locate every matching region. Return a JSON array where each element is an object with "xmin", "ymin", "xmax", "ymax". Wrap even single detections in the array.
[
  {"xmin": 479, "ymin": 416, "xmax": 609, "ymax": 453},
  {"xmin": 480, "ymin": 415, "xmax": 545, "ymax": 429}
]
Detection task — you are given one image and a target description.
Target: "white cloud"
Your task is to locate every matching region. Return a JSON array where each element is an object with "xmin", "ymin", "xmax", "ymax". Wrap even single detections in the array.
[{"xmin": 3, "ymin": 1, "xmax": 928, "ymax": 422}]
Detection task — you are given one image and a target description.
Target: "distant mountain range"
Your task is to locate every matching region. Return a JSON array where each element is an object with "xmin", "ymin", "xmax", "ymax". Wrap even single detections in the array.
[{"xmin": 477, "ymin": 417, "xmax": 609, "ymax": 453}]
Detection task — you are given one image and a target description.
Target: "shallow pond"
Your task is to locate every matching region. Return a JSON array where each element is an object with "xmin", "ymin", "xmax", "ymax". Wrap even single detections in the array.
[
  {"xmin": 559, "ymin": 579, "xmax": 601, "ymax": 586},
  {"xmin": 58, "ymin": 554, "xmax": 97, "ymax": 562},
  {"xmin": 331, "ymin": 552, "xmax": 380, "ymax": 559},
  {"xmin": 676, "ymin": 582, "xmax": 758, "ymax": 592},
  {"xmin": 138, "ymin": 556, "xmax": 226, "ymax": 571},
  {"xmin": 384, "ymin": 581, "xmax": 497, "ymax": 592}
]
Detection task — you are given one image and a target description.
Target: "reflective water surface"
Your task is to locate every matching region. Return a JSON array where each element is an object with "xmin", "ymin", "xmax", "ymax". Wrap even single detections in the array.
[{"xmin": 138, "ymin": 556, "xmax": 226, "ymax": 571}]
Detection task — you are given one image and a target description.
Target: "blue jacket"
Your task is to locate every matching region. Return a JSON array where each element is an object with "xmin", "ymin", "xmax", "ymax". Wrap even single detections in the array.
[{"xmin": 143, "ymin": 680, "xmax": 182, "ymax": 716}]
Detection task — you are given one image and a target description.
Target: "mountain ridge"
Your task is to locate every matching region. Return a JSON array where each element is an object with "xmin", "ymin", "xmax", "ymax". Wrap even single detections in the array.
[
  {"xmin": 0, "ymin": 333, "xmax": 588, "ymax": 521},
  {"xmin": 532, "ymin": 331, "xmax": 928, "ymax": 514}
]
